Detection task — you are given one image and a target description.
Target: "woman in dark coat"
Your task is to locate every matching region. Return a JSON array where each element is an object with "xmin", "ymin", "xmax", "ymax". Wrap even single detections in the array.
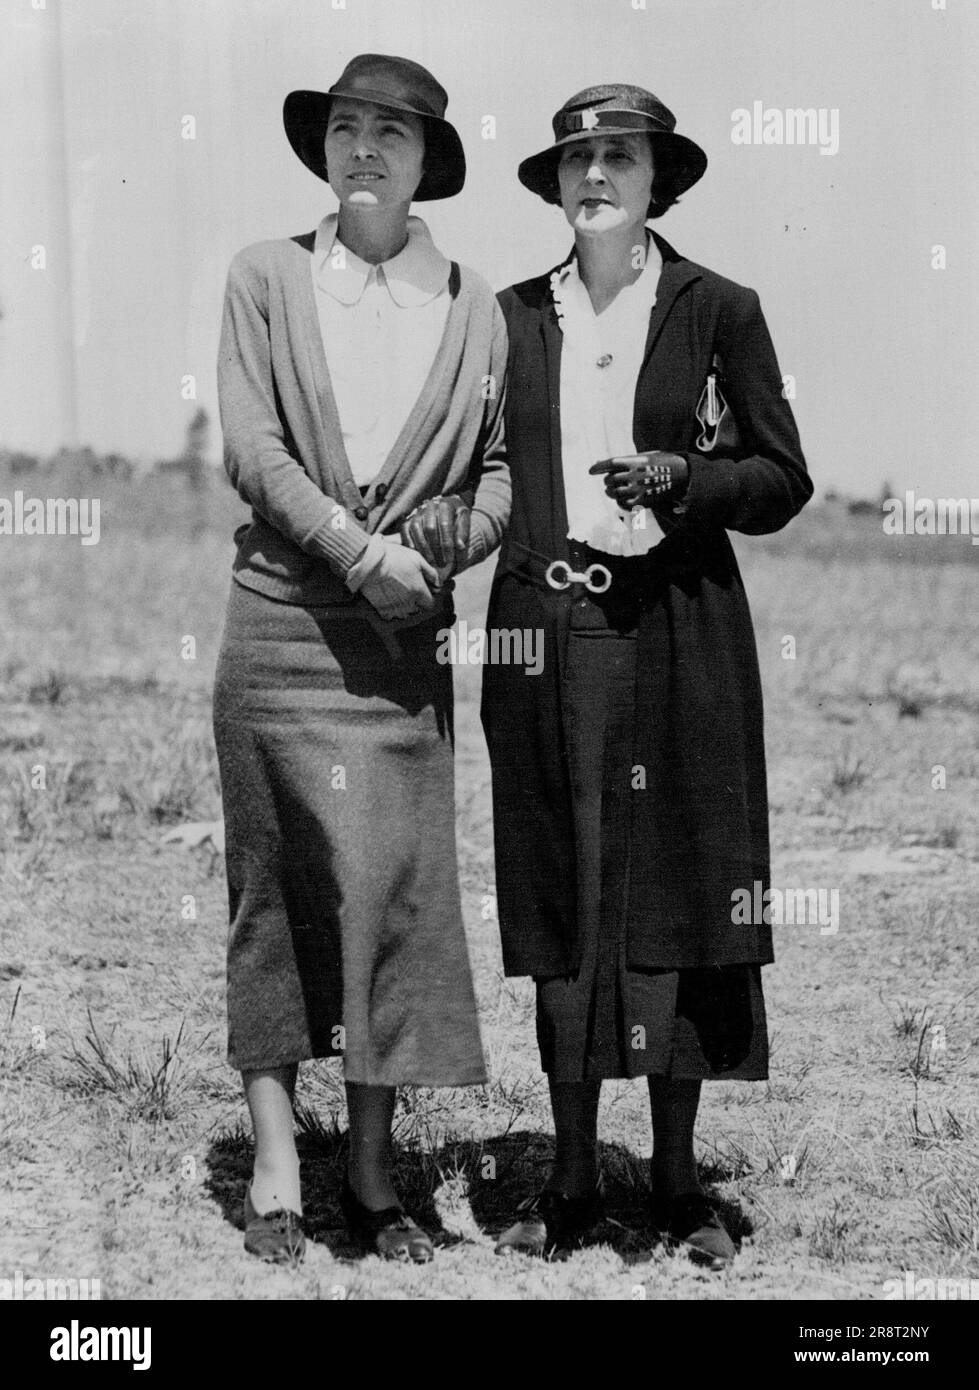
[
  {"xmin": 481, "ymin": 83, "xmax": 812, "ymax": 1265},
  {"xmin": 213, "ymin": 55, "xmax": 508, "ymax": 1265}
]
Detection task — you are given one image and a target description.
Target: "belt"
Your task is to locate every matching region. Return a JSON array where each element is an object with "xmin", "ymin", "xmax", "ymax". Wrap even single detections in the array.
[
  {"xmin": 502, "ymin": 538, "xmax": 704, "ymax": 596},
  {"xmin": 502, "ymin": 541, "xmax": 617, "ymax": 594}
]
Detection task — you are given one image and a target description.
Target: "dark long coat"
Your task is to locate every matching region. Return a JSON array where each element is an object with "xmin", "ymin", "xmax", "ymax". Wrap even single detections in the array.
[{"xmin": 481, "ymin": 232, "xmax": 812, "ymax": 977}]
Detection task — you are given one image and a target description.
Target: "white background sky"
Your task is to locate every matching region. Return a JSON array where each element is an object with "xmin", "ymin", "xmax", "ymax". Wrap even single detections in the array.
[{"xmin": 2, "ymin": 0, "xmax": 976, "ymax": 497}]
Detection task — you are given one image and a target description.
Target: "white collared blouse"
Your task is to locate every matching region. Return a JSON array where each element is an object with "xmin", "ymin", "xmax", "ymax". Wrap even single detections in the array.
[
  {"xmin": 311, "ymin": 213, "xmax": 452, "ymax": 489},
  {"xmin": 554, "ymin": 234, "xmax": 665, "ymax": 555}
]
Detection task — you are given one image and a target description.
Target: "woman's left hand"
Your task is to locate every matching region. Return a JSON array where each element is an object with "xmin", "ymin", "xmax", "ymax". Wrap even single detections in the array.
[
  {"xmin": 399, "ymin": 495, "xmax": 472, "ymax": 587},
  {"xmin": 589, "ymin": 452, "xmax": 690, "ymax": 509}
]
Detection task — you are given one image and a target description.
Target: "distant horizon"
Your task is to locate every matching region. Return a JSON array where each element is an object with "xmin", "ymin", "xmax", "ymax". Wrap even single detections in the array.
[{"xmin": 0, "ymin": 439, "xmax": 944, "ymax": 508}]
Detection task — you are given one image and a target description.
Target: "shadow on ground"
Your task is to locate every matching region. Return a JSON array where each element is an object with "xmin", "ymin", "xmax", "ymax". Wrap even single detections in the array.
[{"xmin": 204, "ymin": 1124, "xmax": 754, "ymax": 1264}]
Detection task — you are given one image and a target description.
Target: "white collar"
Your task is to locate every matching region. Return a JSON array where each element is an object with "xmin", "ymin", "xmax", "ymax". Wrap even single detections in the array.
[
  {"xmin": 313, "ymin": 213, "xmax": 451, "ymax": 307},
  {"xmin": 553, "ymin": 231, "xmax": 662, "ymax": 319}
]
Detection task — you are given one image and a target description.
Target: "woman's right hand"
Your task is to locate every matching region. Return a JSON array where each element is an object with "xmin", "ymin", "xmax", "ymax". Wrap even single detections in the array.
[{"xmin": 359, "ymin": 543, "xmax": 439, "ymax": 621}]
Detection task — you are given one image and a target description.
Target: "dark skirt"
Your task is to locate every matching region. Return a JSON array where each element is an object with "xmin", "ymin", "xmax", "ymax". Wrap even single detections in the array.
[
  {"xmin": 212, "ymin": 579, "xmax": 486, "ymax": 1087},
  {"xmin": 535, "ymin": 601, "xmax": 768, "ymax": 1083}
]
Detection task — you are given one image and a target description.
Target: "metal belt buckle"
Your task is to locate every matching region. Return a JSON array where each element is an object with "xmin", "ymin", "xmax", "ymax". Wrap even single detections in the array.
[
  {"xmin": 545, "ymin": 560, "xmax": 612, "ymax": 594},
  {"xmin": 584, "ymin": 563, "xmax": 612, "ymax": 593}
]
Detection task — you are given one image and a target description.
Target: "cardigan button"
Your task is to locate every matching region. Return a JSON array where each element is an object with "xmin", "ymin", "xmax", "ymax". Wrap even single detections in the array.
[
  {"xmin": 374, "ymin": 484, "xmax": 388, "ymax": 503},
  {"xmin": 353, "ymin": 505, "xmax": 369, "ymax": 521}
]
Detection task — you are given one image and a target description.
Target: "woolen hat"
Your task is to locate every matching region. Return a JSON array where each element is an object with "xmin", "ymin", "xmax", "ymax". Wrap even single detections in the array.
[
  {"xmin": 518, "ymin": 84, "xmax": 707, "ymax": 206},
  {"xmin": 284, "ymin": 53, "xmax": 466, "ymax": 200}
]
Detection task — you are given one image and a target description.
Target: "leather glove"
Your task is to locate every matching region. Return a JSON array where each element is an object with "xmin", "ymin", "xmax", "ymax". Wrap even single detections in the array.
[
  {"xmin": 588, "ymin": 452, "xmax": 690, "ymax": 510},
  {"xmin": 399, "ymin": 495, "xmax": 472, "ymax": 587}
]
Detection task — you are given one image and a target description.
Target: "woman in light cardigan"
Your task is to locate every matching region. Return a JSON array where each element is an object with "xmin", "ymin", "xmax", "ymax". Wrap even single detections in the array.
[
  {"xmin": 483, "ymin": 84, "xmax": 811, "ymax": 1266},
  {"xmin": 213, "ymin": 55, "xmax": 508, "ymax": 1265}
]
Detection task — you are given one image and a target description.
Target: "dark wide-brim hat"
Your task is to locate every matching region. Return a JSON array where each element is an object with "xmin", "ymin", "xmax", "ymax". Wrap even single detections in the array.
[
  {"xmin": 283, "ymin": 53, "xmax": 466, "ymax": 201},
  {"xmin": 518, "ymin": 84, "xmax": 707, "ymax": 206}
]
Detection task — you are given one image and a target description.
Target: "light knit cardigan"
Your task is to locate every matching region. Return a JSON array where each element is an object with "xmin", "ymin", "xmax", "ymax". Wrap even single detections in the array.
[{"xmin": 217, "ymin": 230, "xmax": 510, "ymax": 608}]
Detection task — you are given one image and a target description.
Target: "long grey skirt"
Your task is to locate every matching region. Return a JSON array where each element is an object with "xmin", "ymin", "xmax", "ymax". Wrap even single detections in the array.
[
  {"xmin": 212, "ymin": 578, "xmax": 486, "ymax": 1087},
  {"xmin": 536, "ymin": 605, "xmax": 769, "ymax": 1082}
]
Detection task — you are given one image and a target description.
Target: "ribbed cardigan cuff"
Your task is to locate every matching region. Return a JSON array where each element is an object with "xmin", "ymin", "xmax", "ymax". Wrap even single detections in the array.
[
  {"xmin": 302, "ymin": 510, "xmax": 371, "ymax": 575},
  {"xmin": 461, "ymin": 500, "xmax": 508, "ymax": 571},
  {"xmin": 463, "ymin": 517, "xmax": 490, "ymax": 569},
  {"xmin": 344, "ymin": 533, "xmax": 388, "ymax": 592}
]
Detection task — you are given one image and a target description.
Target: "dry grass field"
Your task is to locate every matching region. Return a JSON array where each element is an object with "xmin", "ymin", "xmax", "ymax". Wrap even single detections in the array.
[{"xmin": 1, "ymin": 463, "xmax": 978, "ymax": 1301}]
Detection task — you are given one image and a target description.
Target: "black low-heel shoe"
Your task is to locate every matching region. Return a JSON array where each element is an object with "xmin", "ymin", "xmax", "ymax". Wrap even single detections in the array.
[
  {"xmin": 242, "ymin": 1185, "xmax": 306, "ymax": 1264},
  {"xmin": 339, "ymin": 1176, "xmax": 434, "ymax": 1263},
  {"xmin": 651, "ymin": 1191, "xmax": 736, "ymax": 1269},
  {"xmin": 494, "ymin": 1188, "xmax": 603, "ymax": 1258}
]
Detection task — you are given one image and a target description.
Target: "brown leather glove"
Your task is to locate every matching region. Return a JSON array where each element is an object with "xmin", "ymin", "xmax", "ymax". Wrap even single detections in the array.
[
  {"xmin": 399, "ymin": 495, "xmax": 472, "ymax": 586},
  {"xmin": 588, "ymin": 452, "xmax": 690, "ymax": 509}
]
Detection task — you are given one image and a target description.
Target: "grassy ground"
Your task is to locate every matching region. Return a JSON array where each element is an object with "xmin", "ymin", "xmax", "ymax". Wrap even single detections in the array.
[{"xmin": 1, "ymin": 470, "xmax": 977, "ymax": 1300}]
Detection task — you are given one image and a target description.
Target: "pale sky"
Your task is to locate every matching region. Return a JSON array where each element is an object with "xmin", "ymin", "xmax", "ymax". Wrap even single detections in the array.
[{"xmin": 2, "ymin": 0, "xmax": 977, "ymax": 497}]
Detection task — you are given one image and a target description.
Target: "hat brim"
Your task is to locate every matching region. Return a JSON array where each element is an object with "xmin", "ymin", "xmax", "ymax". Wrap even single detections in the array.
[
  {"xmin": 283, "ymin": 89, "xmax": 466, "ymax": 200},
  {"xmin": 518, "ymin": 127, "xmax": 707, "ymax": 205}
]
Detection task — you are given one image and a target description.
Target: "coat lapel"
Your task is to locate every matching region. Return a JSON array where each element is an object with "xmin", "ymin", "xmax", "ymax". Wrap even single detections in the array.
[
  {"xmin": 636, "ymin": 233, "xmax": 702, "ymax": 380},
  {"xmin": 539, "ymin": 289, "xmax": 572, "ymax": 559}
]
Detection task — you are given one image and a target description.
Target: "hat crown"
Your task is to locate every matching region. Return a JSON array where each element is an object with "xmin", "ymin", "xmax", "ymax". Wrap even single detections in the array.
[
  {"xmin": 328, "ymin": 53, "xmax": 448, "ymax": 120},
  {"xmin": 552, "ymin": 84, "xmax": 677, "ymax": 141},
  {"xmin": 517, "ymin": 81, "xmax": 706, "ymax": 207}
]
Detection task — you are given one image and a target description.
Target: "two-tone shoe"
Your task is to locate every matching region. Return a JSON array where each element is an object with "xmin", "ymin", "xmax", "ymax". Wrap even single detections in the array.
[
  {"xmin": 339, "ymin": 1176, "xmax": 434, "ymax": 1263},
  {"xmin": 651, "ymin": 1191, "xmax": 736, "ymax": 1269},
  {"xmin": 242, "ymin": 1184, "xmax": 307, "ymax": 1264},
  {"xmin": 494, "ymin": 1188, "xmax": 602, "ymax": 1258}
]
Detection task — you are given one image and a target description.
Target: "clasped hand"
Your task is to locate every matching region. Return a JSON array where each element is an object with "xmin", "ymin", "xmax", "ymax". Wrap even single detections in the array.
[
  {"xmin": 359, "ymin": 495, "xmax": 471, "ymax": 622},
  {"xmin": 358, "ymin": 544, "xmax": 438, "ymax": 622},
  {"xmin": 588, "ymin": 451, "xmax": 689, "ymax": 510},
  {"xmin": 399, "ymin": 495, "xmax": 471, "ymax": 585}
]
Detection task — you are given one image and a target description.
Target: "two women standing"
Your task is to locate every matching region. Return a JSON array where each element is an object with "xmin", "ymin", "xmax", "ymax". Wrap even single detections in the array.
[{"xmin": 214, "ymin": 56, "xmax": 811, "ymax": 1270}]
